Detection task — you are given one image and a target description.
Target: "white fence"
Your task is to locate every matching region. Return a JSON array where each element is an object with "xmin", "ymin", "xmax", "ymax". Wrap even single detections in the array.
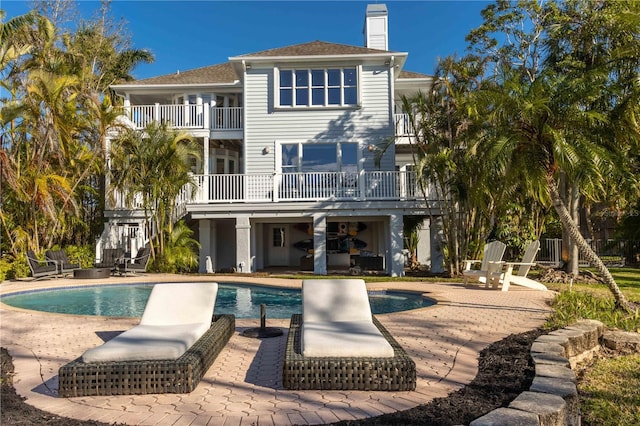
[{"xmin": 538, "ymin": 238, "xmax": 639, "ymax": 267}]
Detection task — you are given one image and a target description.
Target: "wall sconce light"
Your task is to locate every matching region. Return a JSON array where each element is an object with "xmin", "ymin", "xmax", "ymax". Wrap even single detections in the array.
[
  {"xmin": 263, "ymin": 146, "xmax": 270, "ymax": 155},
  {"xmin": 246, "ymin": 64, "xmax": 252, "ymax": 70},
  {"xmin": 219, "ymin": 143, "xmax": 225, "ymax": 149},
  {"xmin": 368, "ymin": 144, "xmax": 375, "ymax": 152}
]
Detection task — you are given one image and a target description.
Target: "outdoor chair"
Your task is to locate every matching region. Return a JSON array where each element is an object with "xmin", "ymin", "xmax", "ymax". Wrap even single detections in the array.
[
  {"xmin": 45, "ymin": 249, "xmax": 80, "ymax": 276},
  {"xmin": 115, "ymin": 246, "xmax": 150, "ymax": 275},
  {"xmin": 283, "ymin": 279, "xmax": 416, "ymax": 391},
  {"xmin": 26, "ymin": 250, "xmax": 59, "ymax": 280},
  {"xmin": 494, "ymin": 240, "xmax": 547, "ymax": 291},
  {"xmin": 94, "ymin": 248, "xmax": 123, "ymax": 273},
  {"xmin": 463, "ymin": 241, "xmax": 507, "ymax": 288},
  {"xmin": 58, "ymin": 282, "xmax": 235, "ymax": 397}
]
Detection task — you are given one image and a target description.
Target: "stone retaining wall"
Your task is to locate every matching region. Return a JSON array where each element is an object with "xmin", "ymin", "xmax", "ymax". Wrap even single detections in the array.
[{"xmin": 469, "ymin": 319, "xmax": 640, "ymax": 426}]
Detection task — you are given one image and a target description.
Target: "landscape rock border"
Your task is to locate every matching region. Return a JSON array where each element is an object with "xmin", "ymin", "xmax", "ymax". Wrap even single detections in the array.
[{"xmin": 470, "ymin": 320, "xmax": 640, "ymax": 426}]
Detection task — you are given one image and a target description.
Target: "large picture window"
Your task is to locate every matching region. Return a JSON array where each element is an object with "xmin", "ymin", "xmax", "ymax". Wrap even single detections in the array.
[
  {"xmin": 281, "ymin": 142, "xmax": 358, "ymax": 173},
  {"xmin": 278, "ymin": 67, "xmax": 359, "ymax": 108}
]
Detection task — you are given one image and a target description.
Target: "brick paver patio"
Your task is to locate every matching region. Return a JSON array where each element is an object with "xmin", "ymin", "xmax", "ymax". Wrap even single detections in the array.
[{"xmin": 1, "ymin": 274, "xmax": 553, "ymax": 425}]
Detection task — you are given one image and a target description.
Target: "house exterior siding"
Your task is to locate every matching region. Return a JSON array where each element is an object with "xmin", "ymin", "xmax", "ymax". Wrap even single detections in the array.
[
  {"xmin": 243, "ymin": 64, "xmax": 394, "ymax": 174},
  {"xmin": 104, "ymin": 5, "xmax": 442, "ymax": 276}
]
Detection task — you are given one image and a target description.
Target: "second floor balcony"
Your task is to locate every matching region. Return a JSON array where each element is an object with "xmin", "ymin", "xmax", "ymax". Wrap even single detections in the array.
[
  {"xmin": 123, "ymin": 104, "xmax": 413, "ymax": 136},
  {"xmin": 110, "ymin": 170, "xmax": 436, "ymax": 212},
  {"xmin": 127, "ymin": 104, "xmax": 243, "ymax": 132}
]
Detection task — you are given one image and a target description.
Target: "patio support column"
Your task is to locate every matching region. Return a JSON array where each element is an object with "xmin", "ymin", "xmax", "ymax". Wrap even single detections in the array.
[
  {"xmin": 313, "ymin": 214, "xmax": 327, "ymax": 275},
  {"xmin": 430, "ymin": 216, "xmax": 445, "ymax": 273},
  {"xmin": 198, "ymin": 219, "xmax": 213, "ymax": 273},
  {"xmin": 388, "ymin": 213, "xmax": 405, "ymax": 277},
  {"xmin": 236, "ymin": 215, "xmax": 251, "ymax": 273}
]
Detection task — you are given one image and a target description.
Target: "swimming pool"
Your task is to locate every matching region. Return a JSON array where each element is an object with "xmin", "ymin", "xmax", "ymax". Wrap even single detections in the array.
[{"xmin": 1, "ymin": 283, "xmax": 435, "ymax": 318}]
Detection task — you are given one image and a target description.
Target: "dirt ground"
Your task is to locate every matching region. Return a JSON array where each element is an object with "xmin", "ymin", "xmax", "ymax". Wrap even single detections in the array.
[{"xmin": 1, "ymin": 329, "xmax": 542, "ymax": 425}]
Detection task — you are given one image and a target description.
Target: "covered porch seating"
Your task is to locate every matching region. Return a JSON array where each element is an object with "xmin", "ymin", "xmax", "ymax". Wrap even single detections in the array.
[
  {"xmin": 283, "ymin": 279, "xmax": 416, "ymax": 391},
  {"xmin": 58, "ymin": 282, "xmax": 235, "ymax": 397}
]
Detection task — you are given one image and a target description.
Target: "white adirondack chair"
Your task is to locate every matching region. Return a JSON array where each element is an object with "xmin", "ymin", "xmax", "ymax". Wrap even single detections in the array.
[
  {"xmin": 498, "ymin": 240, "xmax": 547, "ymax": 291},
  {"xmin": 463, "ymin": 241, "xmax": 507, "ymax": 287}
]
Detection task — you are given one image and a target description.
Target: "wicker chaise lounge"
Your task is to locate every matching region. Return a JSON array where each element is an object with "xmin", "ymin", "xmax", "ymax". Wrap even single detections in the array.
[
  {"xmin": 283, "ymin": 279, "xmax": 416, "ymax": 391},
  {"xmin": 58, "ymin": 282, "xmax": 235, "ymax": 397}
]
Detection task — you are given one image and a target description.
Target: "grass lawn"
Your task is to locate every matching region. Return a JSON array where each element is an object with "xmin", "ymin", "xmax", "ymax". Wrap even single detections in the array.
[
  {"xmin": 541, "ymin": 267, "xmax": 640, "ymax": 425},
  {"xmin": 543, "ymin": 267, "xmax": 640, "ymax": 302}
]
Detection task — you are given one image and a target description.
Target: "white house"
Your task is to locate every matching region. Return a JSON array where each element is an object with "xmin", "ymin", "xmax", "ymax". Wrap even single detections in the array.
[{"xmin": 101, "ymin": 4, "xmax": 443, "ymax": 276}]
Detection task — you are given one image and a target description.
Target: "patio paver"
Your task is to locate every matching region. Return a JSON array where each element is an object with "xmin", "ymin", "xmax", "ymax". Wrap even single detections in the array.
[{"xmin": 1, "ymin": 274, "xmax": 553, "ymax": 425}]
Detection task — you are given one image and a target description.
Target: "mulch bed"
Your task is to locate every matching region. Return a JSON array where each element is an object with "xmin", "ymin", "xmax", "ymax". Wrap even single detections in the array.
[{"xmin": 1, "ymin": 329, "xmax": 543, "ymax": 425}]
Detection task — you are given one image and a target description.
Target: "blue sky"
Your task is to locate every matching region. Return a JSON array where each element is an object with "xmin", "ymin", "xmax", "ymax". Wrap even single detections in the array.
[{"xmin": 2, "ymin": 1, "xmax": 492, "ymax": 80}]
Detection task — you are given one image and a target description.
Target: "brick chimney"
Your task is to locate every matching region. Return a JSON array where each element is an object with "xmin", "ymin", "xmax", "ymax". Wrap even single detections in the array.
[{"xmin": 363, "ymin": 4, "xmax": 388, "ymax": 51}]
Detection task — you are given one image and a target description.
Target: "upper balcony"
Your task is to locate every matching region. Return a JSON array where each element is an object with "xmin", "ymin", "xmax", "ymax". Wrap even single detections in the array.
[
  {"xmin": 125, "ymin": 104, "xmax": 243, "ymax": 138},
  {"xmin": 109, "ymin": 170, "xmax": 438, "ymax": 216},
  {"xmin": 122, "ymin": 104, "xmax": 412, "ymax": 137}
]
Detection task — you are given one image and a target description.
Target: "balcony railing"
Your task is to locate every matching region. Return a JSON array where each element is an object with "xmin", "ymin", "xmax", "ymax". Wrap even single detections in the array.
[
  {"xmin": 126, "ymin": 104, "xmax": 243, "ymax": 131},
  {"xmin": 110, "ymin": 171, "xmax": 438, "ymax": 223},
  {"xmin": 181, "ymin": 170, "xmax": 434, "ymax": 205},
  {"xmin": 394, "ymin": 113, "xmax": 413, "ymax": 136},
  {"xmin": 125, "ymin": 104, "xmax": 410, "ymax": 135}
]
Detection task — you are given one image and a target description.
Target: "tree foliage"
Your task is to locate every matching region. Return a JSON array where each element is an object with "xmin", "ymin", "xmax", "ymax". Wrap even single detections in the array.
[{"xmin": 0, "ymin": 2, "xmax": 153, "ymax": 263}]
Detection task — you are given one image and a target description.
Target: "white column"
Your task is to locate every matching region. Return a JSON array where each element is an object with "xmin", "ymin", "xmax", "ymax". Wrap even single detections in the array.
[
  {"xmin": 236, "ymin": 215, "xmax": 251, "ymax": 273},
  {"xmin": 203, "ymin": 136, "xmax": 210, "ymax": 202},
  {"xmin": 417, "ymin": 218, "xmax": 432, "ymax": 266},
  {"xmin": 183, "ymin": 95, "xmax": 190, "ymax": 126},
  {"xmin": 250, "ymin": 220, "xmax": 257, "ymax": 272},
  {"xmin": 313, "ymin": 214, "xmax": 327, "ymax": 275},
  {"xmin": 199, "ymin": 219, "xmax": 212, "ymax": 273},
  {"xmin": 388, "ymin": 214, "xmax": 405, "ymax": 277},
  {"xmin": 430, "ymin": 216, "xmax": 445, "ymax": 273}
]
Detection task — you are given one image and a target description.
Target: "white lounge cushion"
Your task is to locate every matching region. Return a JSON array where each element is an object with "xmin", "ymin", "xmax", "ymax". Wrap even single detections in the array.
[
  {"xmin": 140, "ymin": 282, "xmax": 218, "ymax": 326},
  {"xmin": 303, "ymin": 279, "xmax": 373, "ymax": 322},
  {"xmin": 301, "ymin": 279, "xmax": 394, "ymax": 358},
  {"xmin": 302, "ymin": 320, "xmax": 395, "ymax": 357},
  {"xmin": 82, "ymin": 282, "xmax": 218, "ymax": 363},
  {"xmin": 82, "ymin": 322, "xmax": 211, "ymax": 362}
]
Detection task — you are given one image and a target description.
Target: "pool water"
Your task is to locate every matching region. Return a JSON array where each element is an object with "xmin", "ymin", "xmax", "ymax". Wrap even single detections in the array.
[{"xmin": 1, "ymin": 283, "xmax": 434, "ymax": 318}]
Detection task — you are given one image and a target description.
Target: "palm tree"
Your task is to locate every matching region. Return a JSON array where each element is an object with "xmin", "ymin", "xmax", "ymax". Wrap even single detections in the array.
[
  {"xmin": 466, "ymin": 0, "xmax": 639, "ymax": 312},
  {"xmin": 109, "ymin": 122, "xmax": 200, "ymax": 260}
]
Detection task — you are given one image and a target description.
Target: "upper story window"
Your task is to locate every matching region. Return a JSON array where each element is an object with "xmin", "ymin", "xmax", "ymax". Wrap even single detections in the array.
[{"xmin": 278, "ymin": 67, "xmax": 359, "ymax": 108}]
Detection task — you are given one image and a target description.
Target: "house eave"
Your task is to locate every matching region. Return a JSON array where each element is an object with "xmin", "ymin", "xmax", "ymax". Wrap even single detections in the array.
[
  {"xmin": 229, "ymin": 52, "xmax": 408, "ymax": 64},
  {"xmin": 111, "ymin": 81, "xmax": 242, "ymax": 92}
]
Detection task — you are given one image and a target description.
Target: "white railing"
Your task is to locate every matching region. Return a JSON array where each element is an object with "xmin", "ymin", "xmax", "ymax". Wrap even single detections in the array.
[
  {"xmin": 394, "ymin": 113, "xmax": 413, "ymax": 136},
  {"xmin": 211, "ymin": 107, "xmax": 243, "ymax": 130},
  {"xmin": 176, "ymin": 170, "xmax": 429, "ymax": 204},
  {"xmin": 127, "ymin": 104, "xmax": 243, "ymax": 131},
  {"xmin": 127, "ymin": 104, "xmax": 405, "ymax": 135}
]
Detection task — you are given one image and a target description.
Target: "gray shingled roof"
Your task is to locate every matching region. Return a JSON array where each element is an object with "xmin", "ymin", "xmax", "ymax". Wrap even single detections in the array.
[
  {"xmin": 398, "ymin": 70, "xmax": 431, "ymax": 79},
  {"xmin": 130, "ymin": 40, "xmax": 413, "ymax": 85},
  {"xmin": 236, "ymin": 40, "xmax": 393, "ymax": 57},
  {"xmin": 132, "ymin": 62, "xmax": 238, "ymax": 85}
]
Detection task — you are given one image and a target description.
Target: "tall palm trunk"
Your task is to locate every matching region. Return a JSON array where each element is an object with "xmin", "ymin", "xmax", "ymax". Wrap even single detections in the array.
[{"xmin": 547, "ymin": 174, "xmax": 634, "ymax": 313}]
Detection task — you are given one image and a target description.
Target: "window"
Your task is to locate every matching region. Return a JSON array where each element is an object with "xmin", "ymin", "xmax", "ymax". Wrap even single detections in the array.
[
  {"xmin": 277, "ymin": 67, "xmax": 358, "ymax": 108},
  {"xmin": 281, "ymin": 142, "xmax": 358, "ymax": 173},
  {"xmin": 273, "ymin": 227, "xmax": 285, "ymax": 247}
]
